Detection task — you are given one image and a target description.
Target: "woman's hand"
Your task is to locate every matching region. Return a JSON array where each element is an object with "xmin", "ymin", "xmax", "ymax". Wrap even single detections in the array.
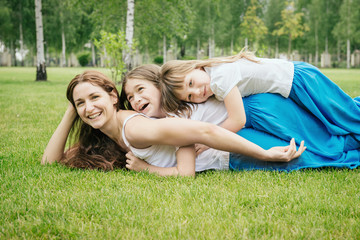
[
  {"xmin": 66, "ymin": 102, "xmax": 77, "ymax": 117},
  {"xmin": 195, "ymin": 144, "xmax": 210, "ymax": 155},
  {"xmin": 125, "ymin": 151, "xmax": 150, "ymax": 172},
  {"xmin": 265, "ymin": 139, "xmax": 306, "ymax": 162}
]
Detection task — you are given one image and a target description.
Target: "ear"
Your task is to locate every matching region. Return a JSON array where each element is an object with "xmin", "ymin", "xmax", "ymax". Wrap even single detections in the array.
[{"xmin": 110, "ymin": 90, "xmax": 118, "ymax": 105}]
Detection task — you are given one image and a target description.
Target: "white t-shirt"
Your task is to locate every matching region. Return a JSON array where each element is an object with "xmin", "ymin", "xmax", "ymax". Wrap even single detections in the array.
[
  {"xmin": 122, "ymin": 99, "xmax": 231, "ymax": 172},
  {"xmin": 205, "ymin": 57, "xmax": 294, "ymax": 100}
]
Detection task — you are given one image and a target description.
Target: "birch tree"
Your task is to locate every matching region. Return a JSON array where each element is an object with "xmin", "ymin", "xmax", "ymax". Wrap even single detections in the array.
[
  {"xmin": 35, "ymin": 0, "xmax": 46, "ymax": 80},
  {"xmin": 240, "ymin": 0, "xmax": 268, "ymax": 51},
  {"xmin": 272, "ymin": 1, "xmax": 309, "ymax": 59},
  {"xmin": 333, "ymin": 0, "xmax": 360, "ymax": 69},
  {"xmin": 123, "ymin": 0, "xmax": 135, "ymax": 71}
]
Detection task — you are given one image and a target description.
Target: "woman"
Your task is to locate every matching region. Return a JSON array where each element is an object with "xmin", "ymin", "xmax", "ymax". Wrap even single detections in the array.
[
  {"xmin": 42, "ymin": 70, "xmax": 304, "ymax": 175},
  {"xmin": 121, "ymin": 64, "xmax": 360, "ymax": 175}
]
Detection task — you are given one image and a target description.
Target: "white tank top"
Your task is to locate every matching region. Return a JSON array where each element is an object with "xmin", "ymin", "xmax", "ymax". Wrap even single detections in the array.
[{"xmin": 121, "ymin": 110, "xmax": 229, "ymax": 172}]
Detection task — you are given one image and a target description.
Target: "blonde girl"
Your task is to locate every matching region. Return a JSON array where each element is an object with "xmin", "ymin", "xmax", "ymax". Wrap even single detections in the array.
[{"xmin": 160, "ymin": 51, "xmax": 360, "ymax": 141}]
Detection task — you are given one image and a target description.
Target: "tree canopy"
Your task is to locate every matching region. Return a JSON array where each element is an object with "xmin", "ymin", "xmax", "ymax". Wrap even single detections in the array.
[{"xmin": 1, "ymin": 0, "xmax": 360, "ymax": 67}]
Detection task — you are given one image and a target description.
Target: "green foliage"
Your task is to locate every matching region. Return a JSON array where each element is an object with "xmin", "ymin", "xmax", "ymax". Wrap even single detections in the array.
[
  {"xmin": 240, "ymin": 0, "xmax": 268, "ymax": 47},
  {"xmin": 2, "ymin": 0, "xmax": 360, "ymax": 66},
  {"xmin": 153, "ymin": 56, "xmax": 163, "ymax": 64},
  {"xmin": 333, "ymin": 0, "xmax": 360, "ymax": 42},
  {"xmin": 94, "ymin": 30, "xmax": 129, "ymax": 82},
  {"xmin": 77, "ymin": 52, "xmax": 91, "ymax": 67},
  {"xmin": 272, "ymin": 1, "xmax": 309, "ymax": 56},
  {"xmin": 181, "ymin": 55, "xmax": 197, "ymax": 60}
]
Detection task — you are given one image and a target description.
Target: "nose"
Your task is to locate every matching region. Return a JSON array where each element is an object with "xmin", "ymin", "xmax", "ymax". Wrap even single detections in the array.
[
  {"xmin": 192, "ymin": 88, "xmax": 201, "ymax": 97},
  {"xmin": 85, "ymin": 100, "xmax": 95, "ymax": 112},
  {"xmin": 133, "ymin": 94, "xmax": 142, "ymax": 106}
]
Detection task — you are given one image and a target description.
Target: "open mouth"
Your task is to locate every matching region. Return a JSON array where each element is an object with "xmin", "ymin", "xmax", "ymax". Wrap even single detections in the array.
[
  {"xmin": 140, "ymin": 103, "xmax": 149, "ymax": 111},
  {"xmin": 88, "ymin": 112, "xmax": 101, "ymax": 119}
]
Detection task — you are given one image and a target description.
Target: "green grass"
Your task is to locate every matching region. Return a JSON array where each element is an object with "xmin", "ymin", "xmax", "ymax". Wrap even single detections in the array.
[{"xmin": 1, "ymin": 67, "xmax": 360, "ymax": 239}]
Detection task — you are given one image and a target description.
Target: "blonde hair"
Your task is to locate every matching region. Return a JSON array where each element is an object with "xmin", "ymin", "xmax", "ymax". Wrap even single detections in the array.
[{"xmin": 160, "ymin": 49, "xmax": 257, "ymax": 115}]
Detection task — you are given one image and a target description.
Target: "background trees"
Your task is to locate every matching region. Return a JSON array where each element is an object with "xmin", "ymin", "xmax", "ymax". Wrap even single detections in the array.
[{"xmin": 1, "ymin": 0, "xmax": 360, "ymax": 69}]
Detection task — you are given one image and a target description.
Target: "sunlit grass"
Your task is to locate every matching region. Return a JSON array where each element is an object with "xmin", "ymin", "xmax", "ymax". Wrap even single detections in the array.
[{"xmin": 0, "ymin": 67, "xmax": 359, "ymax": 239}]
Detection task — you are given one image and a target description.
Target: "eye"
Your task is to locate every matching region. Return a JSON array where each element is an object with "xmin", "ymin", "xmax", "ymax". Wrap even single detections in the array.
[
  {"xmin": 91, "ymin": 95, "xmax": 99, "ymax": 100},
  {"xmin": 76, "ymin": 101, "xmax": 84, "ymax": 107},
  {"xmin": 189, "ymin": 80, "xmax": 193, "ymax": 87},
  {"xmin": 138, "ymin": 87, "xmax": 144, "ymax": 91},
  {"xmin": 188, "ymin": 94, "xmax": 192, "ymax": 101},
  {"xmin": 128, "ymin": 95, "xmax": 133, "ymax": 101}
]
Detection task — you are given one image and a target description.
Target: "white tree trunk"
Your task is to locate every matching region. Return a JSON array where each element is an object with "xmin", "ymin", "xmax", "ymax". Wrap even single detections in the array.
[
  {"xmin": 315, "ymin": 21, "xmax": 318, "ymax": 67},
  {"xmin": 124, "ymin": 0, "xmax": 135, "ymax": 71},
  {"xmin": 61, "ymin": 27, "xmax": 66, "ymax": 67},
  {"xmin": 325, "ymin": 36, "xmax": 328, "ymax": 54},
  {"xmin": 231, "ymin": 25, "xmax": 234, "ymax": 55},
  {"xmin": 35, "ymin": 0, "xmax": 46, "ymax": 80},
  {"xmin": 163, "ymin": 35, "xmax": 167, "ymax": 63},
  {"xmin": 196, "ymin": 38, "xmax": 200, "ymax": 60},
  {"xmin": 208, "ymin": 37, "xmax": 212, "ymax": 58},
  {"xmin": 174, "ymin": 40, "xmax": 177, "ymax": 60},
  {"xmin": 337, "ymin": 40, "xmax": 341, "ymax": 63},
  {"xmin": 19, "ymin": 21, "xmax": 25, "ymax": 66},
  {"xmin": 91, "ymin": 42, "xmax": 96, "ymax": 66},
  {"xmin": 347, "ymin": 38, "xmax": 350, "ymax": 69}
]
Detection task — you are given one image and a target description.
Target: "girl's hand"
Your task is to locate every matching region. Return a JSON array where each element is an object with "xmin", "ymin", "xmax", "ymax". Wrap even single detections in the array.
[
  {"xmin": 266, "ymin": 139, "xmax": 306, "ymax": 162},
  {"xmin": 125, "ymin": 151, "xmax": 150, "ymax": 172},
  {"xmin": 195, "ymin": 144, "xmax": 210, "ymax": 155}
]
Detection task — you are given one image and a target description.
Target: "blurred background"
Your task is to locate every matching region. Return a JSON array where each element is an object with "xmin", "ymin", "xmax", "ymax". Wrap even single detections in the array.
[{"xmin": 1, "ymin": 0, "xmax": 359, "ymax": 72}]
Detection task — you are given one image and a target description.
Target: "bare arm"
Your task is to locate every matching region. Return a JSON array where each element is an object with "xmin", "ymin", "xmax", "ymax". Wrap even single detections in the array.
[
  {"xmin": 126, "ymin": 145, "xmax": 196, "ymax": 177},
  {"xmin": 41, "ymin": 104, "xmax": 77, "ymax": 164},
  {"xmin": 195, "ymin": 87, "xmax": 246, "ymax": 155},
  {"xmin": 125, "ymin": 116, "xmax": 306, "ymax": 162},
  {"xmin": 220, "ymin": 86, "xmax": 246, "ymax": 133}
]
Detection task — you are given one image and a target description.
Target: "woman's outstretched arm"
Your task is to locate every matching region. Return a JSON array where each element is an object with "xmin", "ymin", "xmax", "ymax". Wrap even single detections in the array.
[
  {"xmin": 41, "ymin": 104, "xmax": 77, "ymax": 164},
  {"xmin": 125, "ymin": 116, "xmax": 306, "ymax": 162}
]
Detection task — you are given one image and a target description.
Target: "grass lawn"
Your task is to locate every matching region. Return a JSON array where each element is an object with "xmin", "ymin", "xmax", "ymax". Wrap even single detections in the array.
[{"xmin": 1, "ymin": 67, "xmax": 360, "ymax": 239}]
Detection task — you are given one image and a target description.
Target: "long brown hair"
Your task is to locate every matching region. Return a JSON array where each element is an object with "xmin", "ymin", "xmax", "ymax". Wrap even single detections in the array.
[
  {"xmin": 61, "ymin": 70, "xmax": 126, "ymax": 171},
  {"xmin": 160, "ymin": 49, "xmax": 256, "ymax": 115}
]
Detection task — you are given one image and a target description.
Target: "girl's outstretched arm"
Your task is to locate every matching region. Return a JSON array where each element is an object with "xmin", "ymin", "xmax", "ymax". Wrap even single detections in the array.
[
  {"xmin": 125, "ymin": 116, "xmax": 306, "ymax": 162},
  {"xmin": 125, "ymin": 145, "xmax": 196, "ymax": 177},
  {"xmin": 41, "ymin": 104, "xmax": 77, "ymax": 164},
  {"xmin": 221, "ymin": 86, "xmax": 246, "ymax": 132}
]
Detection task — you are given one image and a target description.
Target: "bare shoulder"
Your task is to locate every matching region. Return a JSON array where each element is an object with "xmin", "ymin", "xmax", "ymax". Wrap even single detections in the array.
[{"xmin": 118, "ymin": 110, "xmax": 140, "ymax": 125}]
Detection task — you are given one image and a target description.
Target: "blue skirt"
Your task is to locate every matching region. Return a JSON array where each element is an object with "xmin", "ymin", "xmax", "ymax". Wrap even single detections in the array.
[
  {"xmin": 289, "ymin": 62, "xmax": 360, "ymax": 140},
  {"xmin": 229, "ymin": 93, "xmax": 360, "ymax": 171}
]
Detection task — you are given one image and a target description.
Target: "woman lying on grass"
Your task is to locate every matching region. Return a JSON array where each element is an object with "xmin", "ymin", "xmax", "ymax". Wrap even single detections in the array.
[
  {"xmin": 121, "ymin": 64, "xmax": 360, "ymax": 175},
  {"xmin": 42, "ymin": 70, "xmax": 305, "ymax": 175}
]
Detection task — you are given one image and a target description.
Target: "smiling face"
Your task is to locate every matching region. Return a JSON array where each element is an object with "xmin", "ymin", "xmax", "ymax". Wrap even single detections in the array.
[
  {"xmin": 124, "ymin": 78, "xmax": 165, "ymax": 118},
  {"xmin": 73, "ymin": 82, "xmax": 118, "ymax": 129},
  {"xmin": 175, "ymin": 68, "xmax": 213, "ymax": 103}
]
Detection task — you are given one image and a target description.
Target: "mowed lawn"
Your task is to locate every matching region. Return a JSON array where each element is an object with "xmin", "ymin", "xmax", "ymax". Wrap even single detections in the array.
[{"xmin": 0, "ymin": 67, "xmax": 360, "ymax": 239}]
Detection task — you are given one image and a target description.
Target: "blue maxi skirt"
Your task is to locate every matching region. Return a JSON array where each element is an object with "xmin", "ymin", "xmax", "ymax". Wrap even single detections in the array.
[
  {"xmin": 289, "ymin": 62, "xmax": 360, "ymax": 140},
  {"xmin": 229, "ymin": 93, "xmax": 360, "ymax": 171}
]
